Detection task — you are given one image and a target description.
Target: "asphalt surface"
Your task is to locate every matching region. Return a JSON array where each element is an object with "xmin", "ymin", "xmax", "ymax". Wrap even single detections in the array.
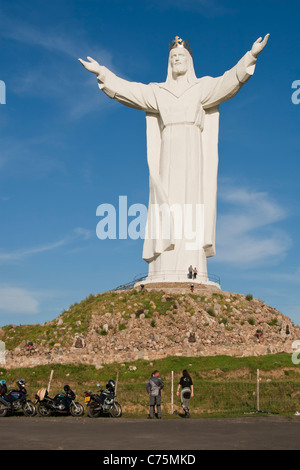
[{"xmin": 0, "ymin": 415, "xmax": 299, "ymax": 450}]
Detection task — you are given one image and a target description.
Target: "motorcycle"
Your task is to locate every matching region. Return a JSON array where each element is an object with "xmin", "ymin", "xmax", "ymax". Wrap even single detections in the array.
[
  {"xmin": 35, "ymin": 384, "xmax": 84, "ymax": 417},
  {"xmin": 0, "ymin": 379, "xmax": 36, "ymax": 417},
  {"xmin": 84, "ymin": 380, "xmax": 122, "ymax": 418}
]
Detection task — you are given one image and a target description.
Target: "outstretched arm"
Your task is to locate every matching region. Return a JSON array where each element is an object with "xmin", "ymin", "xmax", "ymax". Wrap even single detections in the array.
[
  {"xmin": 78, "ymin": 56, "xmax": 103, "ymax": 75},
  {"xmin": 78, "ymin": 56, "xmax": 158, "ymax": 112},
  {"xmin": 251, "ymin": 34, "xmax": 270, "ymax": 58},
  {"xmin": 201, "ymin": 34, "xmax": 270, "ymax": 109}
]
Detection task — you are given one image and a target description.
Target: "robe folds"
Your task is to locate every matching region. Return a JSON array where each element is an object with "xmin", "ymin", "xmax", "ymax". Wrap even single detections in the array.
[{"xmin": 97, "ymin": 51, "xmax": 257, "ymax": 275}]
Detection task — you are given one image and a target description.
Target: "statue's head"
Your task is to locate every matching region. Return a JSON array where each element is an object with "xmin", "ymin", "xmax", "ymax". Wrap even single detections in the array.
[
  {"xmin": 166, "ymin": 36, "xmax": 197, "ymax": 84},
  {"xmin": 169, "ymin": 48, "xmax": 188, "ymax": 76}
]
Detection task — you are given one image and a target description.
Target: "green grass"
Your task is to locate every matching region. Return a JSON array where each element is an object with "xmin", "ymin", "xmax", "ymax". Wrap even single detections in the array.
[
  {"xmin": 1, "ymin": 288, "xmax": 299, "ymax": 418},
  {"xmin": 207, "ymin": 308, "xmax": 216, "ymax": 317},
  {"xmin": 267, "ymin": 318, "xmax": 279, "ymax": 327},
  {"xmin": 2, "ymin": 292, "xmax": 97, "ymax": 349},
  {"xmin": 1, "ymin": 290, "xmax": 183, "ymax": 351},
  {"xmin": 1, "ymin": 353, "xmax": 299, "ymax": 418},
  {"xmin": 1, "ymin": 290, "xmax": 185, "ymax": 347}
]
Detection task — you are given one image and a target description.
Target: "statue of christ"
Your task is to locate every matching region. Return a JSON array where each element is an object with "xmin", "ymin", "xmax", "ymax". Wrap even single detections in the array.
[{"xmin": 79, "ymin": 34, "xmax": 269, "ymax": 285}]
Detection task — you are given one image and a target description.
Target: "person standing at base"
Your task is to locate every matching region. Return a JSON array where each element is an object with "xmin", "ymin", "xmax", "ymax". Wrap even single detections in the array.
[
  {"xmin": 146, "ymin": 370, "xmax": 164, "ymax": 419},
  {"xmin": 177, "ymin": 370, "xmax": 194, "ymax": 418}
]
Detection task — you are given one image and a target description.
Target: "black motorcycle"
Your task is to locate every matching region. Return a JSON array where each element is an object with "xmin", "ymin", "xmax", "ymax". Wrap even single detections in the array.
[
  {"xmin": 84, "ymin": 380, "xmax": 122, "ymax": 418},
  {"xmin": 35, "ymin": 384, "xmax": 84, "ymax": 417},
  {"xmin": 0, "ymin": 379, "xmax": 36, "ymax": 417}
]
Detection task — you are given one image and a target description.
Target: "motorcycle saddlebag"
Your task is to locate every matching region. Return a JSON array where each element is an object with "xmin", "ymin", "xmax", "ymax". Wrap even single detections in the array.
[{"xmin": 36, "ymin": 388, "xmax": 47, "ymax": 401}]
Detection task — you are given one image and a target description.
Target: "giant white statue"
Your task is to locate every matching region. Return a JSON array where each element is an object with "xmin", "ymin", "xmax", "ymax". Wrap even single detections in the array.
[{"xmin": 79, "ymin": 34, "xmax": 269, "ymax": 285}]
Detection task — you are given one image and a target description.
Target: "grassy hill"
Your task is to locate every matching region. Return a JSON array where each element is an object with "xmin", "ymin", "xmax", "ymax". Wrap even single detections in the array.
[
  {"xmin": 1, "ymin": 353, "xmax": 300, "ymax": 418},
  {"xmin": 1, "ymin": 284, "xmax": 298, "ymax": 361},
  {"xmin": 0, "ymin": 283, "xmax": 299, "ymax": 419}
]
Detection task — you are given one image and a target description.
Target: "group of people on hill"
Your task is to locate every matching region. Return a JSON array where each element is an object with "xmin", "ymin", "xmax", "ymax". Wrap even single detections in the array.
[
  {"xmin": 146, "ymin": 369, "xmax": 194, "ymax": 419},
  {"xmin": 188, "ymin": 265, "xmax": 198, "ymax": 280}
]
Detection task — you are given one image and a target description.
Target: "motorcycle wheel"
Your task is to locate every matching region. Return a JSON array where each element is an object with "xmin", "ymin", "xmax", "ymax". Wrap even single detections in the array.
[
  {"xmin": 23, "ymin": 400, "xmax": 36, "ymax": 417},
  {"xmin": 70, "ymin": 402, "xmax": 84, "ymax": 417},
  {"xmin": 110, "ymin": 401, "xmax": 122, "ymax": 418},
  {"xmin": 37, "ymin": 403, "xmax": 52, "ymax": 417},
  {"xmin": 88, "ymin": 402, "xmax": 101, "ymax": 418},
  {"xmin": 0, "ymin": 405, "xmax": 8, "ymax": 417}
]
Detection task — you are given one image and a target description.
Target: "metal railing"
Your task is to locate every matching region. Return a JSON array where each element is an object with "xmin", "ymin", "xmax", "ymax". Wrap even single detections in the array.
[
  {"xmin": 112, "ymin": 276, "xmax": 147, "ymax": 291},
  {"xmin": 112, "ymin": 271, "xmax": 220, "ymax": 291}
]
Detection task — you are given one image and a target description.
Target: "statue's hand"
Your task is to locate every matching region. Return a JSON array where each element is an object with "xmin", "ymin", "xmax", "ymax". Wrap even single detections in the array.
[
  {"xmin": 78, "ymin": 56, "xmax": 102, "ymax": 75},
  {"xmin": 251, "ymin": 34, "xmax": 270, "ymax": 58}
]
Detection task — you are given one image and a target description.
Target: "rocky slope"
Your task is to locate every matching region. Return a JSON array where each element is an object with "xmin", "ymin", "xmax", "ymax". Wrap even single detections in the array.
[{"xmin": 1, "ymin": 283, "xmax": 299, "ymax": 369}]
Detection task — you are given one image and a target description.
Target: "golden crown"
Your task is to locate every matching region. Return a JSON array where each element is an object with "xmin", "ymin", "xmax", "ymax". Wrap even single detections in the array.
[{"xmin": 169, "ymin": 36, "xmax": 193, "ymax": 57}]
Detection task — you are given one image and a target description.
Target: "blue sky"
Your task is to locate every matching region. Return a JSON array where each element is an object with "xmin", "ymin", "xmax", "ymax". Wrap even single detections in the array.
[{"xmin": 0, "ymin": 0, "xmax": 300, "ymax": 326}]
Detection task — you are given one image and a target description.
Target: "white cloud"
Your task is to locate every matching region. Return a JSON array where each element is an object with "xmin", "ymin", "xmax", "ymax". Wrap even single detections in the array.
[
  {"xmin": 0, "ymin": 239, "xmax": 67, "ymax": 262},
  {"xmin": 0, "ymin": 133, "xmax": 68, "ymax": 181},
  {"xmin": 0, "ymin": 11, "xmax": 116, "ymax": 119},
  {"xmin": 73, "ymin": 227, "xmax": 94, "ymax": 241},
  {"xmin": 0, "ymin": 227, "xmax": 94, "ymax": 262},
  {"xmin": 0, "ymin": 11, "xmax": 113, "ymax": 63},
  {"xmin": 215, "ymin": 185, "xmax": 292, "ymax": 266},
  {"xmin": 260, "ymin": 267, "xmax": 300, "ymax": 284},
  {"xmin": 0, "ymin": 287, "xmax": 39, "ymax": 314}
]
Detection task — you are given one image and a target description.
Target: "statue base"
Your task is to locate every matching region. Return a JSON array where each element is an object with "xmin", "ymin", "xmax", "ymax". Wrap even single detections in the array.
[{"xmin": 134, "ymin": 271, "xmax": 221, "ymax": 290}]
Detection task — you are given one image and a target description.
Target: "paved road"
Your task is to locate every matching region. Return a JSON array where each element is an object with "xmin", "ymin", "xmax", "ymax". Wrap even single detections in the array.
[{"xmin": 0, "ymin": 416, "xmax": 299, "ymax": 450}]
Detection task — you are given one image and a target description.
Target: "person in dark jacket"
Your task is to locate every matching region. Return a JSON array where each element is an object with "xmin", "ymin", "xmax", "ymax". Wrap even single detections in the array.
[
  {"xmin": 146, "ymin": 370, "xmax": 164, "ymax": 419},
  {"xmin": 176, "ymin": 370, "xmax": 194, "ymax": 418},
  {"xmin": 0, "ymin": 380, "xmax": 7, "ymax": 396}
]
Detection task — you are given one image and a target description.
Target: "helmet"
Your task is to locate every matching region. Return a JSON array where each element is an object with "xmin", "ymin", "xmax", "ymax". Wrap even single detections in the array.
[
  {"xmin": 64, "ymin": 385, "xmax": 70, "ymax": 392},
  {"xmin": 17, "ymin": 378, "xmax": 26, "ymax": 386},
  {"xmin": 0, "ymin": 380, "xmax": 6, "ymax": 385},
  {"xmin": 108, "ymin": 380, "xmax": 115, "ymax": 389}
]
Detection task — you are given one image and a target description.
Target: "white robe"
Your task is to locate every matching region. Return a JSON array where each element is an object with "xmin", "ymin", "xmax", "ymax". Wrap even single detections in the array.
[{"xmin": 97, "ymin": 51, "xmax": 257, "ymax": 280}]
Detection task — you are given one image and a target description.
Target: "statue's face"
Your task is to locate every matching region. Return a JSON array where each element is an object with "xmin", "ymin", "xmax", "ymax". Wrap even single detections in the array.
[{"xmin": 170, "ymin": 48, "xmax": 188, "ymax": 76}]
